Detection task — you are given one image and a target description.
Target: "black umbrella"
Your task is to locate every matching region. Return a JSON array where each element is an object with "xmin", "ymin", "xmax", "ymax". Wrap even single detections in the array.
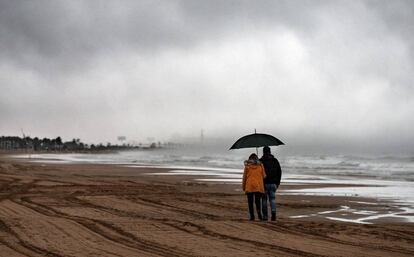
[{"xmin": 229, "ymin": 132, "xmax": 284, "ymax": 153}]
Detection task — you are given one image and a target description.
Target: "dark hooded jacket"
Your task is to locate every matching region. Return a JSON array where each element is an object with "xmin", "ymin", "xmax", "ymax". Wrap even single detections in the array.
[{"xmin": 260, "ymin": 153, "xmax": 282, "ymax": 186}]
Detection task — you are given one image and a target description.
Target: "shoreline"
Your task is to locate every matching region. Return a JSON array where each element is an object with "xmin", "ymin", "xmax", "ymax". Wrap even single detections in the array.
[{"xmin": 1, "ymin": 155, "xmax": 414, "ymax": 256}]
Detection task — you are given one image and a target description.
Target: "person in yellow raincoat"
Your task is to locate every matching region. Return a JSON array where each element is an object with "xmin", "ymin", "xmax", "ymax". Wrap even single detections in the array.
[{"xmin": 242, "ymin": 153, "xmax": 266, "ymax": 220}]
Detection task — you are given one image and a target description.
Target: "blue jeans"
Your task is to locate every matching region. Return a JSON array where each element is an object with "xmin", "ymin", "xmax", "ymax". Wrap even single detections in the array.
[{"xmin": 262, "ymin": 184, "xmax": 277, "ymax": 219}]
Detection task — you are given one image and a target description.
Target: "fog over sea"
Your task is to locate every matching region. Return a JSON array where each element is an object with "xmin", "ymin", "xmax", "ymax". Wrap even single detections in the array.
[
  {"xmin": 16, "ymin": 146, "xmax": 414, "ymax": 215},
  {"xmin": 19, "ymin": 147, "xmax": 414, "ymax": 181}
]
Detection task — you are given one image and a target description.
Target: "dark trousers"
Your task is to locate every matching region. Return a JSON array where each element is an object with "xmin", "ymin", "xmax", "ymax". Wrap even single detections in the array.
[{"xmin": 246, "ymin": 192, "xmax": 263, "ymax": 220}]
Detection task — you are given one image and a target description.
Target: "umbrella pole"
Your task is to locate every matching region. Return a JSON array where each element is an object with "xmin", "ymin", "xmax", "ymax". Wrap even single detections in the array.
[{"xmin": 255, "ymin": 129, "xmax": 258, "ymax": 155}]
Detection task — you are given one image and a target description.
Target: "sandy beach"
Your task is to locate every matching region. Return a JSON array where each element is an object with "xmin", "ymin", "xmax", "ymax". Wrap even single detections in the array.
[{"xmin": 0, "ymin": 155, "xmax": 413, "ymax": 257}]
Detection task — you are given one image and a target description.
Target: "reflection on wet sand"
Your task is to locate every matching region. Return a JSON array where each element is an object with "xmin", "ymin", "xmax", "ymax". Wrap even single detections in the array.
[{"xmin": 145, "ymin": 168, "xmax": 414, "ymax": 224}]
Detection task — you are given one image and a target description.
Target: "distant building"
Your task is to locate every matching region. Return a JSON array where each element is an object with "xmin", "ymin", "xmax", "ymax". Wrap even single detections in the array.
[
  {"xmin": 0, "ymin": 137, "xmax": 22, "ymax": 150},
  {"xmin": 170, "ymin": 130, "xmax": 206, "ymax": 145}
]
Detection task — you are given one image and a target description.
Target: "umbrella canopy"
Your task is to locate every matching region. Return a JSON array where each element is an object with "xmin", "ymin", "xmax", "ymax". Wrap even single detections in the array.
[{"xmin": 229, "ymin": 133, "xmax": 284, "ymax": 150}]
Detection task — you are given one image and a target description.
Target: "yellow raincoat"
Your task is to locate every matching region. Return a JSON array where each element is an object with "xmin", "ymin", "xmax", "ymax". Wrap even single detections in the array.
[{"xmin": 242, "ymin": 162, "xmax": 266, "ymax": 193}]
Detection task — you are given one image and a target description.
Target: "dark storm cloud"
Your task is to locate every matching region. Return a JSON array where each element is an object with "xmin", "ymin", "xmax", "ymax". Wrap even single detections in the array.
[
  {"xmin": 371, "ymin": 0, "xmax": 414, "ymax": 50},
  {"xmin": 0, "ymin": 0, "xmax": 325, "ymax": 72},
  {"xmin": 0, "ymin": 1, "xmax": 189, "ymax": 72},
  {"xmin": 2, "ymin": 0, "xmax": 412, "ymax": 73},
  {"xmin": 0, "ymin": 0, "xmax": 413, "ymax": 153},
  {"xmin": 369, "ymin": 1, "xmax": 414, "ymax": 93}
]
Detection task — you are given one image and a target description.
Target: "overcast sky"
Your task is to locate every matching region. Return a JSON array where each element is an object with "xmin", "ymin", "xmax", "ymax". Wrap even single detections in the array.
[{"xmin": 1, "ymin": 0, "xmax": 413, "ymax": 154}]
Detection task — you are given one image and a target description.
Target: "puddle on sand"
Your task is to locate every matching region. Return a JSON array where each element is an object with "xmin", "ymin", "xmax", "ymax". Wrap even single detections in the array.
[
  {"xmin": 283, "ymin": 182, "xmax": 414, "ymax": 224},
  {"xmin": 289, "ymin": 205, "xmax": 414, "ymax": 224}
]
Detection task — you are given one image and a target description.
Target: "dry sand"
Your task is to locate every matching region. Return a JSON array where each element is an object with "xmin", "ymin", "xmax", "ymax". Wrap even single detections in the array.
[{"xmin": 0, "ymin": 155, "xmax": 413, "ymax": 257}]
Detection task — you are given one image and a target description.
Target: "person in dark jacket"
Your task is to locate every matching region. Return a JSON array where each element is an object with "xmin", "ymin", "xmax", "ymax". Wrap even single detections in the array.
[{"xmin": 260, "ymin": 146, "xmax": 282, "ymax": 221}]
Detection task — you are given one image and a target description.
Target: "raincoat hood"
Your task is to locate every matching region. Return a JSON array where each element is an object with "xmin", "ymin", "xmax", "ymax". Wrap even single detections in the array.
[{"xmin": 244, "ymin": 159, "xmax": 261, "ymax": 166}]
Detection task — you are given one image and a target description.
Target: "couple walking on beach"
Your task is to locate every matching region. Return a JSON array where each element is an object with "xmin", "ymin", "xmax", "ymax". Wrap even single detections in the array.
[{"xmin": 242, "ymin": 146, "xmax": 282, "ymax": 221}]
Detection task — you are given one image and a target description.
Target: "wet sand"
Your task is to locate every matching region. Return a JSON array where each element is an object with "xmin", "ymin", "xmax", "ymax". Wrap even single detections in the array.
[{"xmin": 0, "ymin": 156, "xmax": 413, "ymax": 257}]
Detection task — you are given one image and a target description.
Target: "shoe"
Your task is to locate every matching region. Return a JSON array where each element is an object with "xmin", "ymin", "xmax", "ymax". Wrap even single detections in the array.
[
  {"xmin": 271, "ymin": 212, "xmax": 276, "ymax": 221},
  {"xmin": 262, "ymin": 216, "xmax": 268, "ymax": 221},
  {"xmin": 249, "ymin": 216, "xmax": 255, "ymax": 221},
  {"xmin": 258, "ymin": 214, "xmax": 263, "ymax": 221}
]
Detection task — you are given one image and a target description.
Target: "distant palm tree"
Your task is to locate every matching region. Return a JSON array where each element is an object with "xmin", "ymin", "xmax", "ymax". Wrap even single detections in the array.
[
  {"xmin": 55, "ymin": 137, "xmax": 62, "ymax": 151},
  {"xmin": 33, "ymin": 137, "xmax": 40, "ymax": 151}
]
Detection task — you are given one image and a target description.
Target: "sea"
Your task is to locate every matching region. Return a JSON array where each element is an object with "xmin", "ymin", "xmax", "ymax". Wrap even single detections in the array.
[{"xmin": 14, "ymin": 147, "xmax": 414, "ymax": 223}]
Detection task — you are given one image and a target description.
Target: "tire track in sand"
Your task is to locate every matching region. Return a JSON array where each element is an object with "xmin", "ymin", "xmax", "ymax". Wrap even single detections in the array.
[
  {"xmin": 257, "ymin": 221, "xmax": 414, "ymax": 256},
  {"xmin": 66, "ymin": 195, "xmax": 310, "ymax": 256},
  {"xmin": 0, "ymin": 219, "xmax": 64, "ymax": 257},
  {"xmin": 22, "ymin": 195, "xmax": 312, "ymax": 257},
  {"xmin": 164, "ymin": 220, "xmax": 327, "ymax": 257},
  {"xmin": 17, "ymin": 197, "xmax": 194, "ymax": 257}
]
